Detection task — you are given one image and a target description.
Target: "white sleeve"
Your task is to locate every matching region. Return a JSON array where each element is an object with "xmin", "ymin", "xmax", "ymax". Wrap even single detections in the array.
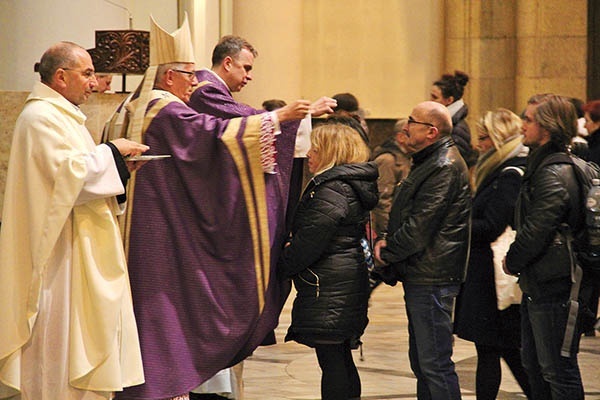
[
  {"xmin": 75, "ymin": 144, "xmax": 124, "ymax": 205},
  {"xmin": 294, "ymin": 114, "xmax": 312, "ymax": 157}
]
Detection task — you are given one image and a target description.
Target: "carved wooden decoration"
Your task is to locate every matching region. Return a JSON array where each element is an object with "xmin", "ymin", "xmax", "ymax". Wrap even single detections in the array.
[{"xmin": 89, "ymin": 30, "xmax": 149, "ymax": 74}]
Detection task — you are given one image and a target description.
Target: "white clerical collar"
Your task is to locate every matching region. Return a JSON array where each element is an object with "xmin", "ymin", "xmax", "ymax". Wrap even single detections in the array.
[
  {"xmin": 150, "ymin": 89, "xmax": 187, "ymax": 105},
  {"xmin": 204, "ymin": 68, "xmax": 231, "ymax": 94}
]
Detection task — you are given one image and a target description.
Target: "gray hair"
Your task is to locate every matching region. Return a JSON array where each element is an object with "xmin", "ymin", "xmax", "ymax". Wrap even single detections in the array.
[{"xmin": 37, "ymin": 41, "xmax": 84, "ymax": 84}]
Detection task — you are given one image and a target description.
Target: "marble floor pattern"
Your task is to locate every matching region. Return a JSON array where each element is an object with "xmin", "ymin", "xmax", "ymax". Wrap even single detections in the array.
[{"xmin": 243, "ymin": 284, "xmax": 600, "ymax": 400}]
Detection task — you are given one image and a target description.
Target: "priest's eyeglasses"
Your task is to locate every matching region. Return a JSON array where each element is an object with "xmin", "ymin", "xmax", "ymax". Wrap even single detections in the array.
[
  {"xmin": 172, "ymin": 69, "xmax": 196, "ymax": 81},
  {"xmin": 62, "ymin": 68, "xmax": 96, "ymax": 80},
  {"xmin": 407, "ymin": 116, "xmax": 434, "ymax": 128}
]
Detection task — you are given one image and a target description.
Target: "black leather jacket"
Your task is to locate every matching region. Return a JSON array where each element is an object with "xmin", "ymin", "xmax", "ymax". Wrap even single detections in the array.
[
  {"xmin": 505, "ymin": 143, "xmax": 585, "ymax": 297},
  {"xmin": 381, "ymin": 136, "xmax": 472, "ymax": 284}
]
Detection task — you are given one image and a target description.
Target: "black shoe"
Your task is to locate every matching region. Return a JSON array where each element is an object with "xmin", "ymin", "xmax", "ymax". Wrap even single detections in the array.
[{"xmin": 189, "ymin": 394, "xmax": 229, "ymax": 400}]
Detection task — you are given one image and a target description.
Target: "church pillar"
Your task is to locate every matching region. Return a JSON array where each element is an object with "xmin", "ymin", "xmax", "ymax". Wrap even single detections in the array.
[
  {"xmin": 444, "ymin": 0, "xmax": 518, "ymax": 132},
  {"xmin": 515, "ymin": 0, "xmax": 587, "ymax": 108},
  {"xmin": 444, "ymin": 0, "xmax": 587, "ymax": 139}
]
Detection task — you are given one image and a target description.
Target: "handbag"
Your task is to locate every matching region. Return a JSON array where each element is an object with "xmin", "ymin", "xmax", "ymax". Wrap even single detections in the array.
[{"xmin": 491, "ymin": 226, "xmax": 522, "ymax": 310}]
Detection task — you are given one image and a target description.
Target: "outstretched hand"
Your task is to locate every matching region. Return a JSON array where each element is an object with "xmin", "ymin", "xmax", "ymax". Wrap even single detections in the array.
[
  {"xmin": 110, "ymin": 138, "xmax": 149, "ymax": 157},
  {"xmin": 309, "ymin": 96, "xmax": 337, "ymax": 117},
  {"xmin": 110, "ymin": 138, "xmax": 150, "ymax": 172},
  {"xmin": 276, "ymin": 100, "xmax": 311, "ymax": 122}
]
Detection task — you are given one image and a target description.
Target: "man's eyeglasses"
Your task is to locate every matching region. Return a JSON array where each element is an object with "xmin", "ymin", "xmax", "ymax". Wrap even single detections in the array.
[
  {"xmin": 407, "ymin": 116, "xmax": 434, "ymax": 128},
  {"xmin": 172, "ymin": 69, "xmax": 196, "ymax": 81},
  {"xmin": 62, "ymin": 68, "xmax": 96, "ymax": 80}
]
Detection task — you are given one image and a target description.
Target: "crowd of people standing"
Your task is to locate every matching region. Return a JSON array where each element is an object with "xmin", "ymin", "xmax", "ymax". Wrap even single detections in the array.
[{"xmin": 0, "ymin": 14, "xmax": 599, "ymax": 400}]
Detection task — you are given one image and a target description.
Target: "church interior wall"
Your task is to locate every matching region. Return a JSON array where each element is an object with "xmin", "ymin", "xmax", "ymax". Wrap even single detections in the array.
[{"xmin": 0, "ymin": 0, "xmax": 589, "ymax": 214}]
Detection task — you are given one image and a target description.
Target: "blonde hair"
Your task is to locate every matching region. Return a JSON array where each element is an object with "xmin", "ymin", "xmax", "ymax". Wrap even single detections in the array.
[
  {"xmin": 310, "ymin": 123, "xmax": 371, "ymax": 174},
  {"xmin": 477, "ymin": 108, "xmax": 522, "ymax": 151}
]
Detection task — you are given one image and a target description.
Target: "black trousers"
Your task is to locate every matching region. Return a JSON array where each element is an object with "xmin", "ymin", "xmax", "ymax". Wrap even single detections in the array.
[
  {"xmin": 475, "ymin": 343, "xmax": 531, "ymax": 400},
  {"xmin": 189, "ymin": 393, "xmax": 229, "ymax": 400},
  {"xmin": 315, "ymin": 341, "xmax": 361, "ymax": 400}
]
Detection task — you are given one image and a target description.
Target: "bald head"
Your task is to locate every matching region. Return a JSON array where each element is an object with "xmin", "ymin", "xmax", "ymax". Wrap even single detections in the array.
[
  {"xmin": 402, "ymin": 101, "xmax": 454, "ymax": 154},
  {"xmin": 415, "ymin": 101, "xmax": 453, "ymax": 136}
]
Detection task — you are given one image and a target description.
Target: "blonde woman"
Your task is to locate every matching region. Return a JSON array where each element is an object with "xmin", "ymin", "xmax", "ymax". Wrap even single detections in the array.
[
  {"xmin": 454, "ymin": 108, "xmax": 531, "ymax": 399},
  {"xmin": 278, "ymin": 123, "xmax": 378, "ymax": 400}
]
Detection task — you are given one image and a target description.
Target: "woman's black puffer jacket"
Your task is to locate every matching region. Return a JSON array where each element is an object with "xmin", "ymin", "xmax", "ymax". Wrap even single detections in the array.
[
  {"xmin": 452, "ymin": 104, "xmax": 479, "ymax": 167},
  {"xmin": 278, "ymin": 162, "xmax": 379, "ymax": 347}
]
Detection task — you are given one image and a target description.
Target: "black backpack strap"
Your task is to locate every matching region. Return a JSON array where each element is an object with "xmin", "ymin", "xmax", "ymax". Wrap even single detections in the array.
[
  {"xmin": 561, "ymin": 225, "xmax": 584, "ymax": 357},
  {"xmin": 537, "ymin": 154, "xmax": 586, "ymax": 356},
  {"xmin": 539, "ymin": 153, "xmax": 586, "ymax": 231},
  {"xmin": 537, "ymin": 152, "xmax": 573, "ymax": 169}
]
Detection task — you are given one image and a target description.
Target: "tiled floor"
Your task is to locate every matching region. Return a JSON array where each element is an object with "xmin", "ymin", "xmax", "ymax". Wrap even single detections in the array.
[{"xmin": 243, "ymin": 284, "xmax": 600, "ymax": 399}]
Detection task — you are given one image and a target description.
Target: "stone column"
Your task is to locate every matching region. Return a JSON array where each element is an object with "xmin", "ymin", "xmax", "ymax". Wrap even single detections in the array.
[
  {"xmin": 444, "ymin": 0, "xmax": 518, "ymax": 133},
  {"xmin": 515, "ymin": 0, "xmax": 587, "ymax": 108},
  {"xmin": 445, "ymin": 0, "xmax": 587, "ymax": 139}
]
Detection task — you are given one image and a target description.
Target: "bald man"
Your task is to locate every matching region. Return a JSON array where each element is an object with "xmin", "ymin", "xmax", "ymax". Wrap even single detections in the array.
[{"xmin": 374, "ymin": 101, "xmax": 471, "ymax": 400}]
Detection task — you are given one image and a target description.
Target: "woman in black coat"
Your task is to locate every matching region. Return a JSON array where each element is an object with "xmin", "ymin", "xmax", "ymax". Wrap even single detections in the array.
[
  {"xmin": 453, "ymin": 108, "xmax": 531, "ymax": 399},
  {"xmin": 430, "ymin": 70, "xmax": 479, "ymax": 167},
  {"xmin": 278, "ymin": 123, "xmax": 378, "ymax": 400}
]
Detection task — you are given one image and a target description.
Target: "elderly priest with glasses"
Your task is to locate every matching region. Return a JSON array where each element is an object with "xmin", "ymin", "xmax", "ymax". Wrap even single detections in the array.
[{"xmin": 103, "ymin": 14, "xmax": 311, "ymax": 400}]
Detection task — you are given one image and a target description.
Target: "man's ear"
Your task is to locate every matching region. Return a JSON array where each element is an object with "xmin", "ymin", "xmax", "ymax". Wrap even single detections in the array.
[
  {"xmin": 427, "ymin": 126, "xmax": 440, "ymax": 141},
  {"xmin": 223, "ymin": 56, "xmax": 233, "ymax": 71},
  {"xmin": 51, "ymin": 69, "xmax": 68, "ymax": 90},
  {"xmin": 444, "ymin": 96, "xmax": 455, "ymax": 106}
]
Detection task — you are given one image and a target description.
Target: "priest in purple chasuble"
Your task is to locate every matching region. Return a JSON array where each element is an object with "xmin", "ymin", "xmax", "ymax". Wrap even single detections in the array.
[
  {"xmin": 189, "ymin": 36, "xmax": 337, "ymax": 237},
  {"xmin": 104, "ymin": 15, "xmax": 312, "ymax": 400},
  {"xmin": 185, "ymin": 37, "xmax": 337, "ymax": 398},
  {"xmin": 188, "ymin": 35, "xmax": 335, "ymax": 140},
  {"xmin": 120, "ymin": 94, "xmax": 297, "ymax": 400},
  {"xmin": 189, "ymin": 68, "xmax": 302, "ymax": 254}
]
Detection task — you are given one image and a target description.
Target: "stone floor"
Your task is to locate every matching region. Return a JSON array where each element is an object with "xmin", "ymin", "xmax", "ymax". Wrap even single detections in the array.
[{"xmin": 243, "ymin": 284, "xmax": 600, "ymax": 399}]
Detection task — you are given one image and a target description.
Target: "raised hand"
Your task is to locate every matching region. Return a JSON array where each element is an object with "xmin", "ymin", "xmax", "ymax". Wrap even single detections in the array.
[
  {"xmin": 309, "ymin": 96, "xmax": 337, "ymax": 117},
  {"xmin": 275, "ymin": 100, "xmax": 311, "ymax": 122}
]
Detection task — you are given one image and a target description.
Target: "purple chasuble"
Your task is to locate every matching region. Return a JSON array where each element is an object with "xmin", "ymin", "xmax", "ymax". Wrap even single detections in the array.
[
  {"xmin": 190, "ymin": 69, "xmax": 262, "ymax": 118},
  {"xmin": 190, "ymin": 69, "xmax": 301, "ymax": 158},
  {"xmin": 188, "ymin": 69, "xmax": 301, "ymax": 346},
  {"xmin": 117, "ymin": 96, "xmax": 292, "ymax": 399}
]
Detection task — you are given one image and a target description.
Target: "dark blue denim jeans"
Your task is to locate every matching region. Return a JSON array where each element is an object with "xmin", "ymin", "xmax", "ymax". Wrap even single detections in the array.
[
  {"xmin": 521, "ymin": 293, "xmax": 584, "ymax": 400},
  {"xmin": 403, "ymin": 283, "xmax": 461, "ymax": 400}
]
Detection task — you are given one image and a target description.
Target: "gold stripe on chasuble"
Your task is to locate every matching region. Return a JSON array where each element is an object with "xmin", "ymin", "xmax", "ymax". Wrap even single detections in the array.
[{"xmin": 221, "ymin": 115, "xmax": 270, "ymax": 313}]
